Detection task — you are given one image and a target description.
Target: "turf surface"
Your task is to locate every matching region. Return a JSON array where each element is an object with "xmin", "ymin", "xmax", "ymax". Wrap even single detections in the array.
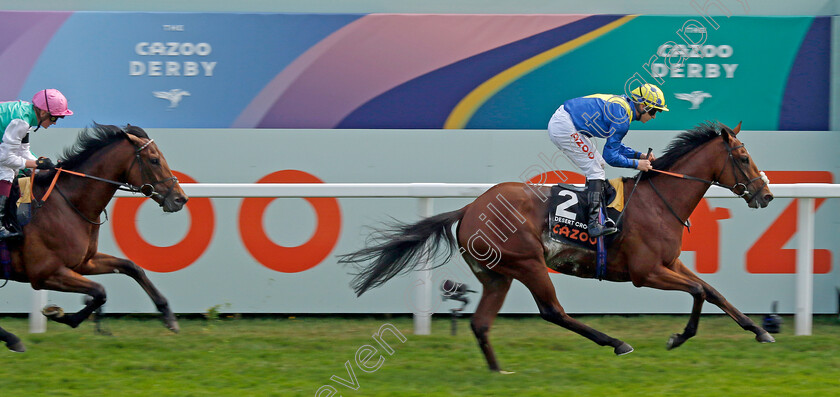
[{"xmin": 0, "ymin": 314, "xmax": 838, "ymax": 396}]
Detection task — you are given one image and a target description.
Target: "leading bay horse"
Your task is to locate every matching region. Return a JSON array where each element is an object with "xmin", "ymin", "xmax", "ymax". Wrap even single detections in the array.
[
  {"xmin": 0, "ymin": 124, "xmax": 187, "ymax": 352},
  {"xmin": 340, "ymin": 121, "xmax": 774, "ymax": 372}
]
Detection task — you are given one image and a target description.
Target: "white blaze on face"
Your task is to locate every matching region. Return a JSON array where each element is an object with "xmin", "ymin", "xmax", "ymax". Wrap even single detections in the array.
[{"xmin": 760, "ymin": 171, "xmax": 770, "ymax": 185}]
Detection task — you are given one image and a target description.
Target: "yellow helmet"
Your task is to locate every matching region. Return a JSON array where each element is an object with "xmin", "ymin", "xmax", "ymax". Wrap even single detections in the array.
[{"xmin": 630, "ymin": 84, "xmax": 669, "ymax": 111}]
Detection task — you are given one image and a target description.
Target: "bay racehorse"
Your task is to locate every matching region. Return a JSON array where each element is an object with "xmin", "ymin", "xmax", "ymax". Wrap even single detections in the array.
[
  {"xmin": 0, "ymin": 124, "xmax": 187, "ymax": 352},
  {"xmin": 340, "ymin": 121, "xmax": 775, "ymax": 372}
]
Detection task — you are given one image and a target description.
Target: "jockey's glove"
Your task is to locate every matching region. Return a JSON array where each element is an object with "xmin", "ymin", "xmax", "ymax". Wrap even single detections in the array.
[{"xmin": 36, "ymin": 157, "xmax": 55, "ymax": 170}]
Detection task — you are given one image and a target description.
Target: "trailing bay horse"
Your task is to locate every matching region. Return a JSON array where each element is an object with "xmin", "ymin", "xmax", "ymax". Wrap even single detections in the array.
[
  {"xmin": 0, "ymin": 124, "xmax": 187, "ymax": 352},
  {"xmin": 340, "ymin": 121, "xmax": 775, "ymax": 372}
]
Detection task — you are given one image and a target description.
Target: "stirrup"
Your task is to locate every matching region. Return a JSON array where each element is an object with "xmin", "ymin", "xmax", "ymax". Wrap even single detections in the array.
[
  {"xmin": 589, "ymin": 223, "xmax": 618, "ymax": 238},
  {"xmin": 0, "ymin": 226, "xmax": 20, "ymax": 240},
  {"xmin": 603, "ymin": 217, "xmax": 617, "ymax": 228}
]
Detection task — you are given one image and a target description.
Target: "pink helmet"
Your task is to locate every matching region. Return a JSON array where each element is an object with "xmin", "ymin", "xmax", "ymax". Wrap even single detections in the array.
[{"xmin": 32, "ymin": 89, "xmax": 73, "ymax": 116}]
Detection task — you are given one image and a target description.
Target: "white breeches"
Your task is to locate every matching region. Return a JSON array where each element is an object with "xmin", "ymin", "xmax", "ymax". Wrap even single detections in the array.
[{"xmin": 548, "ymin": 105, "xmax": 606, "ymax": 180}]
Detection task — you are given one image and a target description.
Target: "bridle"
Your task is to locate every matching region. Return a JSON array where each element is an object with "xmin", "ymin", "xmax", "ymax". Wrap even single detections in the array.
[
  {"xmin": 33, "ymin": 136, "xmax": 179, "ymax": 224},
  {"xmin": 646, "ymin": 135, "xmax": 769, "ymax": 229},
  {"xmin": 124, "ymin": 138, "xmax": 179, "ymax": 203}
]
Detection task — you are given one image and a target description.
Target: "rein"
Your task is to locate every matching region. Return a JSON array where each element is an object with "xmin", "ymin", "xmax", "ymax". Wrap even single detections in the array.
[
  {"xmin": 648, "ymin": 178, "xmax": 692, "ymax": 230},
  {"xmin": 645, "ymin": 139, "xmax": 769, "ymax": 229},
  {"xmin": 29, "ymin": 137, "xmax": 178, "ymax": 223},
  {"xmin": 54, "ymin": 185, "xmax": 108, "ymax": 225},
  {"xmin": 36, "ymin": 167, "xmax": 146, "ymax": 204}
]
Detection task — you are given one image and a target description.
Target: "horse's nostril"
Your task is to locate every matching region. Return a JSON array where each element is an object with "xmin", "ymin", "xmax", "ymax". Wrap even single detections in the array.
[
  {"xmin": 764, "ymin": 194, "xmax": 774, "ymax": 203},
  {"xmin": 175, "ymin": 196, "xmax": 188, "ymax": 205}
]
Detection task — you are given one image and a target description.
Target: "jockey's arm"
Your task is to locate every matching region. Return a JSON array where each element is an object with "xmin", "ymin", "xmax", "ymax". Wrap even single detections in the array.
[
  {"xmin": 601, "ymin": 126, "xmax": 638, "ymax": 169},
  {"xmin": 0, "ymin": 119, "xmax": 34, "ymax": 170},
  {"xmin": 618, "ymin": 143, "xmax": 642, "ymax": 161},
  {"xmin": 20, "ymin": 141, "xmax": 38, "ymax": 167}
]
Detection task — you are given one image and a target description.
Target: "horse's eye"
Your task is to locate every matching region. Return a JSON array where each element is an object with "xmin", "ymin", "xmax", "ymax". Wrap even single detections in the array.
[
  {"xmin": 150, "ymin": 157, "xmax": 160, "ymax": 165},
  {"xmin": 741, "ymin": 156, "xmax": 749, "ymax": 164}
]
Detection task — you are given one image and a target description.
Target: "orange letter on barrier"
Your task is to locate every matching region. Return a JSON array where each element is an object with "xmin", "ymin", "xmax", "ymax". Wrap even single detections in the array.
[
  {"xmin": 239, "ymin": 170, "xmax": 341, "ymax": 273},
  {"xmin": 112, "ymin": 171, "xmax": 215, "ymax": 272},
  {"xmin": 746, "ymin": 171, "xmax": 833, "ymax": 274},
  {"xmin": 681, "ymin": 199, "xmax": 730, "ymax": 273}
]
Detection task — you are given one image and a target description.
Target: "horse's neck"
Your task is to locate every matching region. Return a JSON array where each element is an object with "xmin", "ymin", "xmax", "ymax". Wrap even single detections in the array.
[
  {"xmin": 56, "ymin": 155, "xmax": 125, "ymax": 217},
  {"xmin": 650, "ymin": 149, "xmax": 719, "ymax": 222}
]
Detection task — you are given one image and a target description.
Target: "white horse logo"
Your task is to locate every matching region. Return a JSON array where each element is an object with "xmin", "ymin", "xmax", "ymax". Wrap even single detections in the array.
[
  {"xmin": 153, "ymin": 89, "xmax": 191, "ymax": 108},
  {"xmin": 674, "ymin": 91, "xmax": 711, "ymax": 110}
]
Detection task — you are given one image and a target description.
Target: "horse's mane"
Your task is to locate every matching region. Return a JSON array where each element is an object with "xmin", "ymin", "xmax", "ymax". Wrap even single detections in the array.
[
  {"xmin": 33, "ymin": 123, "xmax": 148, "ymax": 185},
  {"xmin": 633, "ymin": 121, "xmax": 728, "ymax": 181}
]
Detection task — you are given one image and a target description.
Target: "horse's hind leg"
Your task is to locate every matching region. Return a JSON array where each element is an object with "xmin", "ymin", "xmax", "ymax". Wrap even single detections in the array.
[
  {"xmin": 673, "ymin": 259, "xmax": 774, "ymax": 343},
  {"xmin": 468, "ymin": 266, "xmax": 513, "ymax": 372},
  {"xmin": 78, "ymin": 253, "xmax": 179, "ymax": 333},
  {"xmin": 517, "ymin": 259, "xmax": 633, "ymax": 355},
  {"xmin": 0, "ymin": 324, "xmax": 24, "ymax": 352}
]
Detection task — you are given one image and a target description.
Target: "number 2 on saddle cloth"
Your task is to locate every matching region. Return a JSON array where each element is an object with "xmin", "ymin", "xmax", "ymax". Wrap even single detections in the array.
[{"xmin": 548, "ymin": 179, "xmax": 624, "ymax": 279}]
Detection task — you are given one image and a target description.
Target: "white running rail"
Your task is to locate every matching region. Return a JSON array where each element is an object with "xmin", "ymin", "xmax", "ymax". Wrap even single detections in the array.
[{"xmin": 28, "ymin": 183, "xmax": 840, "ymax": 336}]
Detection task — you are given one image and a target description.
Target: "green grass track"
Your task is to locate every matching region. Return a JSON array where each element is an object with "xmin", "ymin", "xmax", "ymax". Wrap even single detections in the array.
[{"xmin": 0, "ymin": 315, "xmax": 838, "ymax": 396}]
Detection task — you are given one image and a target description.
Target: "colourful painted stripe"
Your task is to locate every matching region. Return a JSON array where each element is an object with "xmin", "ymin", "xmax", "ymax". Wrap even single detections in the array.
[
  {"xmin": 0, "ymin": 12, "xmax": 71, "ymax": 100},
  {"xmin": 444, "ymin": 15, "xmax": 637, "ymax": 129},
  {"xmin": 778, "ymin": 17, "xmax": 829, "ymax": 130},
  {"xmin": 243, "ymin": 14, "xmax": 588, "ymax": 129},
  {"xmin": 337, "ymin": 15, "xmax": 625, "ymax": 129}
]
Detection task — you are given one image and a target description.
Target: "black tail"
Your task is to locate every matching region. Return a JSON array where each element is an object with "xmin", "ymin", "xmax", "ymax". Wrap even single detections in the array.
[{"xmin": 338, "ymin": 207, "xmax": 466, "ymax": 296}]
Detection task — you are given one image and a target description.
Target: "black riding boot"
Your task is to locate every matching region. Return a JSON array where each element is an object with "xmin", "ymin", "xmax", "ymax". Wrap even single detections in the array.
[
  {"xmin": 0, "ymin": 196, "xmax": 21, "ymax": 240},
  {"xmin": 586, "ymin": 179, "xmax": 617, "ymax": 238}
]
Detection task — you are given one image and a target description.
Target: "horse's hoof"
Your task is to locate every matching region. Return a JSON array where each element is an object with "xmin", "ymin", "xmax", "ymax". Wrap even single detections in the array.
[
  {"xmin": 756, "ymin": 332, "xmax": 776, "ymax": 343},
  {"xmin": 6, "ymin": 341, "xmax": 25, "ymax": 353},
  {"xmin": 491, "ymin": 368, "xmax": 516, "ymax": 375},
  {"xmin": 5, "ymin": 334, "xmax": 25, "ymax": 353},
  {"xmin": 41, "ymin": 305, "xmax": 65, "ymax": 319},
  {"xmin": 96, "ymin": 329, "xmax": 113, "ymax": 337},
  {"xmin": 614, "ymin": 342, "xmax": 634, "ymax": 356},
  {"xmin": 666, "ymin": 333, "xmax": 684, "ymax": 350},
  {"xmin": 164, "ymin": 315, "xmax": 180, "ymax": 334}
]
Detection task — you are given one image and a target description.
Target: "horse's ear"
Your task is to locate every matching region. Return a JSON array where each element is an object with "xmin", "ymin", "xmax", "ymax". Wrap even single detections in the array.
[
  {"xmin": 123, "ymin": 131, "xmax": 143, "ymax": 145},
  {"xmin": 732, "ymin": 121, "xmax": 742, "ymax": 135},
  {"xmin": 718, "ymin": 121, "xmax": 731, "ymax": 140}
]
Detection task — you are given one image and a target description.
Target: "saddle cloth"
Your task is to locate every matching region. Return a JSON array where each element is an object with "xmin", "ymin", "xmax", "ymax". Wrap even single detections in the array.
[{"xmin": 548, "ymin": 178, "xmax": 624, "ymax": 249}]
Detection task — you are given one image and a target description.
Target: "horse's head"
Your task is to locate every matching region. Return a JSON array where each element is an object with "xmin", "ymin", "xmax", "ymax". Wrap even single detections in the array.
[
  {"xmin": 716, "ymin": 122, "xmax": 773, "ymax": 209},
  {"xmin": 122, "ymin": 126, "xmax": 189, "ymax": 212}
]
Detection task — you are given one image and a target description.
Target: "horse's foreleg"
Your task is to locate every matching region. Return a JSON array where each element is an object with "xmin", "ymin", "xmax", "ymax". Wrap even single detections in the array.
[
  {"xmin": 673, "ymin": 260, "xmax": 774, "ymax": 343},
  {"xmin": 80, "ymin": 253, "xmax": 179, "ymax": 333},
  {"xmin": 38, "ymin": 267, "xmax": 106, "ymax": 328},
  {"xmin": 469, "ymin": 271, "xmax": 512, "ymax": 373},
  {"xmin": 518, "ymin": 260, "xmax": 633, "ymax": 355},
  {"xmin": 0, "ymin": 324, "xmax": 24, "ymax": 352},
  {"xmin": 640, "ymin": 263, "xmax": 706, "ymax": 349}
]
